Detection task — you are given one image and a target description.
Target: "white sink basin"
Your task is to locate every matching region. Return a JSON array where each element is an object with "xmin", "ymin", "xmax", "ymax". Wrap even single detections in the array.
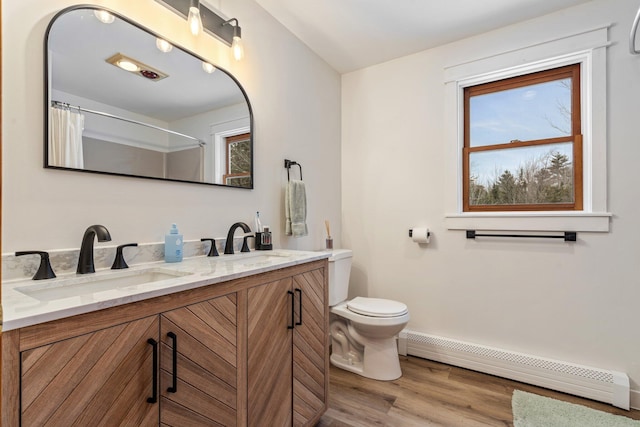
[
  {"xmin": 15, "ymin": 268, "xmax": 192, "ymax": 302},
  {"xmin": 225, "ymin": 252, "xmax": 294, "ymax": 267}
]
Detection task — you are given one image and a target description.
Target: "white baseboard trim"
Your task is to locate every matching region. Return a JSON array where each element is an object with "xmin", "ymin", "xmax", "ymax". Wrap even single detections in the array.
[
  {"xmin": 398, "ymin": 330, "xmax": 632, "ymax": 410},
  {"xmin": 631, "ymin": 390, "xmax": 640, "ymax": 411}
]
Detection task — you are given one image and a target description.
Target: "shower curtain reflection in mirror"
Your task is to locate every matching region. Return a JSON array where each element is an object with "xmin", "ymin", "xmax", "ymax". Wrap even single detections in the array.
[{"xmin": 49, "ymin": 105, "xmax": 85, "ymax": 169}]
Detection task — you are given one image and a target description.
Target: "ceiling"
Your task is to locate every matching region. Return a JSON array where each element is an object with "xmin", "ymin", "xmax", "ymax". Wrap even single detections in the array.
[
  {"xmin": 254, "ymin": 0, "xmax": 594, "ymax": 73},
  {"xmin": 50, "ymin": 8, "xmax": 247, "ymax": 122}
]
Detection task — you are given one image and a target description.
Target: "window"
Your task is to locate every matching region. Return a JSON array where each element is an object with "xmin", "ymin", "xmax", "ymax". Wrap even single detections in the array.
[
  {"xmin": 463, "ymin": 64, "xmax": 582, "ymax": 212},
  {"xmin": 223, "ymin": 133, "xmax": 252, "ymax": 187},
  {"xmin": 443, "ymin": 26, "xmax": 610, "ymax": 232}
]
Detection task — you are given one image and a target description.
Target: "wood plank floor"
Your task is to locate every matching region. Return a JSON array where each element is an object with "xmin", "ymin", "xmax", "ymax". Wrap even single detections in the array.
[{"xmin": 318, "ymin": 355, "xmax": 640, "ymax": 426}]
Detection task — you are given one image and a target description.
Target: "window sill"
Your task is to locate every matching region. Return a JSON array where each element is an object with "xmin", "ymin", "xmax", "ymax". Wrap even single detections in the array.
[{"xmin": 444, "ymin": 212, "xmax": 611, "ymax": 232}]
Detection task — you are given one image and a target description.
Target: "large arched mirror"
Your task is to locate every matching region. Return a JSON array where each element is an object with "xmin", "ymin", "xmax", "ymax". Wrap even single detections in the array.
[{"xmin": 45, "ymin": 6, "xmax": 253, "ymax": 188}]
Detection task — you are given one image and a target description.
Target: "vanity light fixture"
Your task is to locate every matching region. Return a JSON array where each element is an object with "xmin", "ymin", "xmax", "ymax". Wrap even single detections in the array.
[
  {"xmin": 106, "ymin": 53, "xmax": 169, "ymax": 81},
  {"xmin": 187, "ymin": 0, "xmax": 203, "ymax": 36},
  {"xmin": 223, "ymin": 18, "xmax": 244, "ymax": 61},
  {"xmin": 202, "ymin": 61, "xmax": 216, "ymax": 73},
  {"xmin": 156, "ymin": 38, "xmax": 173, "ymax": 53},
  {"xmin": 94, "ymin": 9, "xmax": 115, "ymax": 24},
  {"xmin": 155, "ymin": 0, "xmax": 245, "ymax": 60}
]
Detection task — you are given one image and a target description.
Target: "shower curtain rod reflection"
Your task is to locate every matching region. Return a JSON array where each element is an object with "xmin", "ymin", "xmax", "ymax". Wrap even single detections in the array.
[{"xmin": 51, "ymin": 101, "xmax": 206, "ymax": 147}]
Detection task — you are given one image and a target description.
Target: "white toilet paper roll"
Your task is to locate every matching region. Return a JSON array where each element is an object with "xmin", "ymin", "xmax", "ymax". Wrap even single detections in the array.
[{"xmin": 411, "ymin": 228, "xmax": 430, "ymax": 244}]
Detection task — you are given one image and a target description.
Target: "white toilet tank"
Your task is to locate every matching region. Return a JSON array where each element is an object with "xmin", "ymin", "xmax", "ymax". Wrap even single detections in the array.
[{"xmin": 327, "ymin": 249, "xmax": 353, "ymax": 306}]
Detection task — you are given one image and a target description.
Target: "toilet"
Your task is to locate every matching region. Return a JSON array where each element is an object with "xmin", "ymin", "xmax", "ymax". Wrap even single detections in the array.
[{"xmin": 327, "ymin": 249, "xmax": 409, "ymax": 381}]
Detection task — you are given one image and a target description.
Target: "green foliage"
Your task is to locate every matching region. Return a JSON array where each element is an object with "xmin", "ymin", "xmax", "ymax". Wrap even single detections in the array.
[
  {"xmin": 229, "ymin": 140, "xmax": 251, "ymax": 174},
  {"xmin": 469, "ymin": 151, "xmax": 573, "ymax": 206}
]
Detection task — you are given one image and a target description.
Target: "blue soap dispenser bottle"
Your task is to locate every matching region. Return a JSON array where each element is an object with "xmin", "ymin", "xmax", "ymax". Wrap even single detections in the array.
[{"xmin": 165, "ymin": 223, "xmax": 183, "ymax": 263}]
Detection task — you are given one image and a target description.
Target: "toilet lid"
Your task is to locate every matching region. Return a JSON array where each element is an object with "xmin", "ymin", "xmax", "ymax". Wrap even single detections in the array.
[{"xmin": 347, "ymin": 297, "xmax": 408, "ymax": 318}]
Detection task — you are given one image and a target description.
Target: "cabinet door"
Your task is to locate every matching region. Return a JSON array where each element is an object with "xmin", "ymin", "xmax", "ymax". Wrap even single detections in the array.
[
  {"xmin": 247, "ymin": 278, "xmax": 293, "ymax": 427},
  {"xmin": 160, "ymin": 293, "xmax": 238, "ymax": 426},
  {"xmin": 21, "ymin": 316, "xmax": 159, "ymax": 427},
  {"xmin": 292, "ymin": 269, "xmax": 327, "ymax": 426}
]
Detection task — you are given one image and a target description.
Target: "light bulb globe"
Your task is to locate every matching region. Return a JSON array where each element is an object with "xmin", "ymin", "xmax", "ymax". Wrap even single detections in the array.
[
  {"xmin": 156, "ymin": 38, "xmax": 173, "ymax": 53},
  {"xmin": 94, "ymin": 10, "xmax": 115, "ymax": 24},
  {"xmin": 188, "ymin": 7, "xmax": 203, "ymax": 36},
  {"xmin": 202, "ymin": 62, "xmax": 216, "ymax": 73},
  {"xmin": 232, "ymin": 36, "xmax": 244, "ymax": 61}
]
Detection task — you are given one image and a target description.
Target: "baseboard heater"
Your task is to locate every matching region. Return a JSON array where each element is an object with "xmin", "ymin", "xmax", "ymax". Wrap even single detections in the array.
[{"xmin": 398, "ymin": 330, "xmax": 630, "ymax": 410}]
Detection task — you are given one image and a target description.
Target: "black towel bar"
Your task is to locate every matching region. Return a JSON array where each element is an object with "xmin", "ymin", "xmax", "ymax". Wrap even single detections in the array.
[
  {"xmin": 284, "ymin": 159, "xmax": 303, "ymax": 181},
  {"xmin": 466, "ymin": 230, "xmax": 577, "ymax": 242}
]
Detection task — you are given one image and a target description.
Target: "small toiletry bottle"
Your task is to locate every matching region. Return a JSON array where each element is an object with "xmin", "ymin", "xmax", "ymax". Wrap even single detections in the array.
[
  {"xmin": 165, "ymin": 223, "xmax": 183, "ymax": 263},
  {"xmin": 254, "ymin": 211, "xmax": 263, "ymax": 232}
]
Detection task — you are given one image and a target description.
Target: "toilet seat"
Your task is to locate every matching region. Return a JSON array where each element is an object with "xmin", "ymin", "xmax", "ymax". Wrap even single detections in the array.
[{"xmin": 347, "ymin": 297, "xmax": 408, "ymax": 318}]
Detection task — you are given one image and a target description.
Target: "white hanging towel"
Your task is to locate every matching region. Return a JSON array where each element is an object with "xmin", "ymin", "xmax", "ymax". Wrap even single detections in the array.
[{"xmin": 285, "ymin": 179, "xmax": 308, "ymax": 237}]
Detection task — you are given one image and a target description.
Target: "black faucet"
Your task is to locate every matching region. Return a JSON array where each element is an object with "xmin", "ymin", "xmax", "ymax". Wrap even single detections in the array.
[
  {"xmin": 224, "ymin": 222, "xmax": 252, "ymax": 254},
  {"xmin": 77, "ymin": 225, "xmax": 112, "ymax": 274},
  {"xmin": 15, "ymin": 251, "xmax": 57, "ymax": 280},
  {"xmin": 111, "ymin": 243, "xmax": 138, "ymax": 270},
  {"xmin": 201, "ymin": 238, "xmax": 219, "ymax": 257}
]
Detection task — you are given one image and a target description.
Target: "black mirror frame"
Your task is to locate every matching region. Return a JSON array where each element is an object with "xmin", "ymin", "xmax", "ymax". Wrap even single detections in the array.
[{"xmin": 43, "ymin": 4, "xmax": 254, "ymax": 189}]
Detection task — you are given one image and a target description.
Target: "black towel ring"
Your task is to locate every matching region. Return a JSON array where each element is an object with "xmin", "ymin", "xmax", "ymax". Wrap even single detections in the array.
[{"xmin": 284, "ymin": 159, "xmax": 303, "ymax": 181}]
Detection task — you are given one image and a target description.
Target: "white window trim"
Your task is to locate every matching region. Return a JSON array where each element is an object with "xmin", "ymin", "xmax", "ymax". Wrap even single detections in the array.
[{"xmin": 443, "ymin": 25, "xmax": 611, "ymax": 232}]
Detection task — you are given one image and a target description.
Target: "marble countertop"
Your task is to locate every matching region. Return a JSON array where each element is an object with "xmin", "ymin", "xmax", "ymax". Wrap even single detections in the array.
[{"xmin": 2, "ymin": 250, "xmax": 330, "ymax": 331}]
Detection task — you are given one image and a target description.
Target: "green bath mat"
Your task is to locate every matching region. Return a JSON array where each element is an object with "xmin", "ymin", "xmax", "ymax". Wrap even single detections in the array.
[{"xmin": 512, "ymin": 390, "xmax": 640, "ymax": 427}]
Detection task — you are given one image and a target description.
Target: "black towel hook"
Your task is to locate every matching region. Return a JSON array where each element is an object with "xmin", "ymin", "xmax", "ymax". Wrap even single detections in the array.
[{"xmin": 284, "ymin": 159, "xmax": 303, "ymax": 181}]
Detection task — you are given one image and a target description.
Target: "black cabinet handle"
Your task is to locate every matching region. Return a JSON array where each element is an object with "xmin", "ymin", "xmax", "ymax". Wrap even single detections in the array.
[
  {"xmin": 167, "ymin": 332, "xmax": 178, "ymax": 393},
  {"xmin": 295, "ymin": 288, "xmax": 303, "ymax": 326},
  {"xmin": 287, "ymin": 290, "xmax": 295, "ymax": 329},
  {"xmin": 147, "ymin": 338, "xmax": 158, "ymax": 403}
]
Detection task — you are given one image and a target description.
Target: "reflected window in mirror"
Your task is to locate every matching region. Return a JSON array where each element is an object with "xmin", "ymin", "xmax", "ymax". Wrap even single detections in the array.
[
  {"xmin": 45, "ymin": 6, "xmax": 253, "ymax": 188},
  {"xmin": 224, "ymin": 133, "xmax": 251, "ymax": 187}
]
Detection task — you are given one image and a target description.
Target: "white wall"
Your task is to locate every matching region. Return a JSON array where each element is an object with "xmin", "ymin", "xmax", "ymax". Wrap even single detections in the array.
[
  {"xmin": 2, "ymin": 0, "xmax": 341, "ymax": 252},
  {"xmin": 342, "ymin": 0, "xmax": 640, "ymax": 402}
]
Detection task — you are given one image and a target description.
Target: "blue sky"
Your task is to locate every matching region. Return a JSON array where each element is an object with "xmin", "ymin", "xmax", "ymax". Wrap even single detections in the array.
[{"xmin": 469, "ymin": 78, "xmax": 572, "ymax": 185}]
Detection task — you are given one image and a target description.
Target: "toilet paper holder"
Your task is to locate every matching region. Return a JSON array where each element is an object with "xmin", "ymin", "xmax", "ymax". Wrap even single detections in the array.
[
  {"xmin": 408, "ymin": 229, "xmax": 430, "ymax": 238},
  {"xmin": 409, "ymin": 228, "xmax": 431, "ymax": 243}
]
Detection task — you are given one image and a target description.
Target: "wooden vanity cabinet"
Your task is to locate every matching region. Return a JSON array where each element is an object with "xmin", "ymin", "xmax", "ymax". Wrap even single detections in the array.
[
  {"xmin": 159, "ymin": 294, "xmax": 239, "ymax": 426},
  {"xmin": 19, "ymin": 293, "xmax": 239, "ymax": 427},
  {"xmin": 2, "ymin": 259, "xmax": 327, "ymax": 427},
  {"xmin": 247, "ymin": 268, "xmax": 328, "ymax": 426},
  {"xmin": 291, "ymin": 269, "xmax": 328, "ymax": 425},
  {"xmin": 20, "ymin": 315, "xmax": 160, "ymax": 426}
]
